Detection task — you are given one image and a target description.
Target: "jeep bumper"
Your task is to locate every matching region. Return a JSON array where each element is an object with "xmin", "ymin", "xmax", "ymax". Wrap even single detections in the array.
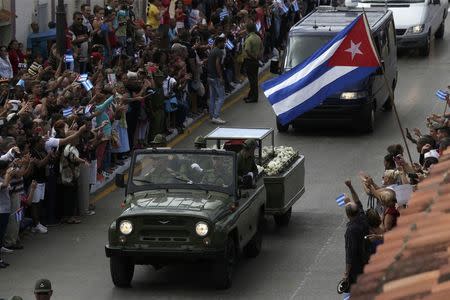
[{"xmin": 105, "ymin": 245, "xmax": 223, "ymax": 263}]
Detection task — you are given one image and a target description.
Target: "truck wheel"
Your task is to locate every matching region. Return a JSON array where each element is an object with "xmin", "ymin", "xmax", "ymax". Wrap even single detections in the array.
[
  {"xmin": 274, "ymin": 207, "xmax": 292, "ymax": 226},
  {"xmin": 276, "ymin": 119, "xmax": 290, "ymax": 132},
  {"xmin": 110, "ymin": 256, "xmax": 134, "ymax": 287},
  {"xmin": 213, "ymin": 237, "xmax": 236, "ymax": 289},
  {"xmin": 420, "ymin": 32, "xmax": 431, "ymax": 56},
  {"xmin": 435, "ymin": 21, "xmax": 445, "ymax": 39},
  {"xmin": 359, "ymin": 103, "xmax": 375, "ymax": 133},
  {"xmin": 243, "ymin": 227, "xmax": 262, "ymax": 258}
]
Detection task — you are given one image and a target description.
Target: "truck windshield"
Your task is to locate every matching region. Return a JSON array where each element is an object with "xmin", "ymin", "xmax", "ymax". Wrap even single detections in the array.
[
  {"xmin": 285, "ymin": 35, "xmax": 333, "ymax": 69},
  {"xmin": 131, "ymin": 152, "xmax": 235, "ymax": 194},
  {"xmin": 358, "ymin": 0, "xmax": 424, "ymax": 2}
]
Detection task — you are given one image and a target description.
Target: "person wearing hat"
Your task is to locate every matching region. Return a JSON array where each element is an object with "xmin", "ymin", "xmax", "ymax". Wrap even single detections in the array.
[
  {"xmin": 150, "ymin": 134, "xmax": 168, "ymax": 148},
  {"xmin": 149, "ymin": 70, "xmax": 167, "ymax": 140},
  {"xmin": 243, "ymin": 23, "xmax": 262, "ymax": 103},
  {"xmin": 237, "ymin": 139, "xmax": 258, "ymax": 185},
  {"xmin": 34, "ymin": 278, "xmax": 53, "ymax": 299},
  {"xmin": 194, "ymin": 136, "xmax": 207, "ymax": 149}
]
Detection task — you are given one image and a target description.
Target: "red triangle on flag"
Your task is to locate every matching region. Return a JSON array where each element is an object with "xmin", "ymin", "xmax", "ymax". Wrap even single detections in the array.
[{"xmin": 328, "ymin": 14, "xmax": 381, "ymax": 68}]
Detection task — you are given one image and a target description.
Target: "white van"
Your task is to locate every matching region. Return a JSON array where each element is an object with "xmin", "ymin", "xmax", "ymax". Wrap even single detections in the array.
[{"xmin": 357, "ymin": 0, "xmax": 449, "ymax": 56}]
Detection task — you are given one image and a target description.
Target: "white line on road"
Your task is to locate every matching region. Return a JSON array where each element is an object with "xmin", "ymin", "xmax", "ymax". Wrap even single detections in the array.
[{"xmin": 289, "ymin": 218, "xmax": 346, "ymax": 300}]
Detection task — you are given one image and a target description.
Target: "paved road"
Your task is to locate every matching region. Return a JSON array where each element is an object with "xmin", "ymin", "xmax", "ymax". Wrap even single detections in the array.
[{"xmin": 2, "ymin": 24, "xmax": 450, "ymax": 300}]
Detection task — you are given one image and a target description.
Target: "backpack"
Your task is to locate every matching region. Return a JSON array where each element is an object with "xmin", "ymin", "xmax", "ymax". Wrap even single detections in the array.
[{"xmin": 60, "ymin": 144, "xmax": 80, "ymax": 185}]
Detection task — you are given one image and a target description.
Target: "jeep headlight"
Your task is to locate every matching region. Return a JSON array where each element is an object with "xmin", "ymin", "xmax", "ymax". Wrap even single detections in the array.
[
  {"xmin": 119, "ymin": 220, "xmax": 133, "ymax": 235},
  {"xmin": 407, "ymin": 24, "xmax": 424, "ymax": 34},
  {"xmin": 340, "ymin": 91, "xmax": 368, "ymax": 100},
  {"xmin": 195, "ymin": 221, "xmax": 209, "ymax": 237}
]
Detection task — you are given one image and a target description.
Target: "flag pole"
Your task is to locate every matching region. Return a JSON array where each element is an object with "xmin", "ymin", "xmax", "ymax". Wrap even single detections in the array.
[{"xmin": 362, "ymin": 13, "xmax": 414, "ymax": 165}]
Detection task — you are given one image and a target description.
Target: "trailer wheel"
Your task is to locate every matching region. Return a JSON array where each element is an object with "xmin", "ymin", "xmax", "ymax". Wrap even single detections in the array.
[{"xmin": 274, "ymin": 207, "xmax": 292, "ymax": 226}]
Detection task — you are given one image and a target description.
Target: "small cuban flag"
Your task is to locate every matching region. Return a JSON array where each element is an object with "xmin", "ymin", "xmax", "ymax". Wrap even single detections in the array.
[
  {"xmin": 436, "ymin": 89, "xmax": 449, "ymax": 101},
  {"xmin": 81, "ymin": 79, "xmax": 94, "ymax": 91},
  {"xmin": 77, "ymin": 74, "xmax": 94, "ymax": 91},
  {"xmin": 208, "ymin": 38, "xmax": 215, "ymax": 47},
  {"xmin": 343, "ymin": 294, "xmax": 350, "ymax": 300},
  {"xmin": 16, "ymin": 79, "xmax": 25, "ymax": 87},
  {"xmin": 292, "ymin": 0, "xmax": 299, "ymax": 12},
  {"xmin": 256, "ymin": 21, "xmax": 262, "ymax": 32},
  {"xmin": 15, "ymin": 207, "xmax": 23, "ymax": 223},
  {"xmin": 77, "ymin": 74, "xmax": 88, "ymax": 82},
  {"xmin": 336, "ymin": 193, "xmax": 347, "ymax": 207},
  {"xmin": 64, "ymin": 53, "xmax": 75, "ymax": 71},
  {"xmin": 277, "ymin": 0, "xmax": 289, "ymax": 14},
  {"xmin": 63, "ymin": 107, "xmax": 74, "ymax": 118},
  {"xmin": 225, "ymin": 39, "xmax": 234, "ymax": 50},
  {"xmin": 219, "ymin": 9, "xmax": 229, "ymax": 21},
  {"xmin": 114, "ymin": 47, "xmax": 122, "ymax": 56}
]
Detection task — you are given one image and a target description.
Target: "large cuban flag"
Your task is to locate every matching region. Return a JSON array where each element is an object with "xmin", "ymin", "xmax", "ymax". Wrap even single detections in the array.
[{"xmin": 262, "ymin": 14, "xmax": 381, "ymax": 125}]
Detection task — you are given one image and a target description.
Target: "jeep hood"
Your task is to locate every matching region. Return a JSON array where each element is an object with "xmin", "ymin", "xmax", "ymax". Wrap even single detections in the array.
[{"xmin": 120, "ymin": 191, "xmax": 231, "ymax": 221}]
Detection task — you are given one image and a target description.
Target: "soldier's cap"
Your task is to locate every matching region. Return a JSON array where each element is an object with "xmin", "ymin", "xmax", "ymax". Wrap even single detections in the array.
[
  {"xmin": 151, "ymin": 134, "xmax": 167, "ymax": 145},
  {"xmin": 34, "ymin": 278, "xmax": 52, "ymax": 293},
  {"xmin": 9, "ymin": 296, "xmax": 23, "ymax": 300},
  {"xmin": 194, "ymin": 136, "xmax": 206, "ymax": 146},
  {"xmin": 243, "ymin": 139, "xmax": 257, "ymax": 149}
]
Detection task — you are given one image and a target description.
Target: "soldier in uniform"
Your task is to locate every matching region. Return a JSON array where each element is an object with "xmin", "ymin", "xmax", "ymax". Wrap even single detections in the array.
[
  {"xmin": 237, "ymin": 139, "xmax": 259, "ymax": 185},
  {"xmin": 194, "ymin": 136, "xmax": 207, "ymax": 149},
  {"xmin": 149, "ymin": 70, "xmax": 167, "ymax": 142},
  {"xmin": 149, "ymin": 134, "xmax": 167, "ymax": 148}
]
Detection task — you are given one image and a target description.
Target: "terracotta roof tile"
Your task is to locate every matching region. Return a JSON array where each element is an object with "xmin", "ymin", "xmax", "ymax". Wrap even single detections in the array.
[{"xmin": 353, "ymin": 151, "xmax": 450, "ymax": 300}]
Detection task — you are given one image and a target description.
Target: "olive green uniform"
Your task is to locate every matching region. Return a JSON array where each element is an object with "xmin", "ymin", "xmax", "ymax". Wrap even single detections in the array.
[
  {"xmin": 149, "ymin": 87, "xmax": 166, "ymax": 141},
  {"xmin": 237, "ymin": 150, "xmax": 258, "ymax": 178}
]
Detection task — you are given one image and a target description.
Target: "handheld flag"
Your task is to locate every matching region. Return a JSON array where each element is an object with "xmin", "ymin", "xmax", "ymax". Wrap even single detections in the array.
[
  {"xmin": 77, "ymin": 74, "xmax": 94, "ymax": 91},
  {"xmin": 208, "ymin": 38, "xmax": 215, "ymax": 47},
  {"xmin": 336, "ymin": 194, "xmax": 346, "ymax": 207},
  {"xmin": 15, "ymin": 207, "xmax": 23, "ymax": 223},
  {"xmin": 225, "ymin": 39, "xmax": 234, "ymax": 50},
  {"xmin": 292, "ymin": 0, "xmax": 299, "ymax": 12},
  {"xmin": 262, "ymin": 14, "xmax": 380, "ymax": 125},
  {"xmin": 277, "ymin": 0, "xmax": 289, "ymax": 14},
  {"xmin": 256, "ymin": 21, "xmax": 262, "ymax": 32},
  {"xmin": 219, "ymin": 9, "xmax": 229, "ymax": 21},
  {"xmin": 63, "ymin": 107, "xmax": 74, "ymax": 118},
  {"xmin": 436, "ymin": 89, "xmax": 449, "ymax": 101},
  {"xmin": 77, "ymin": 74, "xmax": 88, "ymax": 82}
]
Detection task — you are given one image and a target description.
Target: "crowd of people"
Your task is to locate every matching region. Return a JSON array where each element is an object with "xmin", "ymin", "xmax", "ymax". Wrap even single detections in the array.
[
  {"xmin": 339, "ymin": 99, "xmax": 450, "ymax": 296},
  {"xmin": 0, "ymin": 0, "xmax": 305, "ymax": 269}
]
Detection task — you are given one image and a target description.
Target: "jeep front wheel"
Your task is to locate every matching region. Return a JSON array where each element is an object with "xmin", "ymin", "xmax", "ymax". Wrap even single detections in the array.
[
  {"xmin": 243, "ymin": 227, "xmax": 262, "ymax": 258},
  {"xmin": 213, "ymin": 237, "xmax": 236, "ymax": 289},
  {"xmin": 110, "ymin": 256, "xmax": 135, "ymax": 287},
  {"xmin": 274, "ymin": 207, "xmax": 292, "ymax": 226}
]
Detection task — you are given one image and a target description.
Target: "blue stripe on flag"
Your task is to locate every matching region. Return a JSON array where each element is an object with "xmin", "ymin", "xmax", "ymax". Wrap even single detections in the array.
[
  {"xmin": 336, "ymin": 193, "xmax": 346, "ymax": 207},
  {"xmin": 82, "ymin": 79, "xmax": 94, "ymax": 91},
  {"xmin": 275, "ymin": 66, "xmax": 377, "ymax": 125},
  {"xmin": 77, "ymin": 74, "xmax": 88, "ymax": 82},
  {"xmin": 208, "ymin": 38, "xmax": 215, "ymax": 46},
  {"xmin": 226, "ymin": 39, "xmax": 234, "ymax": 50},
  {"xmin": 63, "ymin": 107, "xmax": 73, "ymax": 117},
  {"xmin": 343, "ymin": 295, "xmax": 350, "ymax": 300},
  {"xmin": 256, "ymin": 22, "xmax": 261, "ymax": 32},
  {"xmin": 436, "ymin": 89, "xmax": 448, "ymax": 101},
  {"xmin": 220, "ymin": 10, "xmax": 229, "ymax": 21},
  {"xmin": 261, "ymin": 15, "xmax": 378, "ymax": 125}
]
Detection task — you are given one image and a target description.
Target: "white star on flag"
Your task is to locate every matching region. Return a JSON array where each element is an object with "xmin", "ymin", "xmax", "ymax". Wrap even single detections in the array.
[{"xmin": 345, "ymin": 40, "xmax": 363, "ymax": 60}]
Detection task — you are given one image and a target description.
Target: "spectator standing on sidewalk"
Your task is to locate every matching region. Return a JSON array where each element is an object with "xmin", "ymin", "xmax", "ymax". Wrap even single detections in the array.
[
  {"xmin": 69, "ymin": 12, "xmax": 89, "ymax": 73},
  {"xmin": 0, "ymin": 160, "xmax": 13, "ymax": 268},
  {"xmin": 243, "ymin": 23, "xmax": 262, "ymax": 103},
  {"xmin": 207, "ymin": 37, "xmax": 227, "ymax": 125}
]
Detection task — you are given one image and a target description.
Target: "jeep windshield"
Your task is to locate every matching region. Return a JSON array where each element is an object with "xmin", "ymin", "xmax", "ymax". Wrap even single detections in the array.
[
  {"xmin": 285, "ymin": 35, "xmax": 333, "ymax": 70},
  {"xmin": 130, "ymin": 150, "xmax": 236, "ymax": 195},
  {"xmin": 358, "ymin": 0, "xmax": 424, "ymax": 2}
]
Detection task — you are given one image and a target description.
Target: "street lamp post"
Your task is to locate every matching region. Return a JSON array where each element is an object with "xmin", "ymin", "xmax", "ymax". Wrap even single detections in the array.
[{"xmin": 56, "ymin": 0, "xmax": 66, "ymax": 55}]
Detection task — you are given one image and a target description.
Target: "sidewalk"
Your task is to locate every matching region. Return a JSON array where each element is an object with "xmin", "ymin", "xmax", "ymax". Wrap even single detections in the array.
[{"xmin": 90, "ymin": 63, "xmax": 271, "ymax": 197}]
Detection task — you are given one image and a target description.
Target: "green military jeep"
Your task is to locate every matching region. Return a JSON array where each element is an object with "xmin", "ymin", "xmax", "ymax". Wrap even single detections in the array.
[{"xmin": 105, "ymin": 149, "xmax": 265, "ymax": 289}]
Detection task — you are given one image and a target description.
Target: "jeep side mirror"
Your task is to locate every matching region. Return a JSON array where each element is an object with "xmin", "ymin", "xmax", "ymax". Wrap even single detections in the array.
[{"xmin": 115, "ymin": 173, "xmax": 126, "ymax": 188}]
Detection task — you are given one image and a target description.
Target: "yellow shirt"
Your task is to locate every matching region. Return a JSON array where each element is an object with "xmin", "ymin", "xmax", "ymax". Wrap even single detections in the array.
[{"xmin": 146, "ymin": 3, "xmax": 160, "ymax": 29}]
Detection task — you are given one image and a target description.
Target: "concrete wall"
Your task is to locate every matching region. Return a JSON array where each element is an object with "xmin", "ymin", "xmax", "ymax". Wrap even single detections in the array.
[{"xmin": 10, "ymin": 0, "xmax": 145, "ymax": 48}]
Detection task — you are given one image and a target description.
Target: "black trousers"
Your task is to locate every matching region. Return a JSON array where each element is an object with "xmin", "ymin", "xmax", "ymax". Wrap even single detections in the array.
[
  {"xmin": 0, "ymin": 213, "xmax": 9, "ymax": 251},
  {"xmin": 245, "ymin": 59, "xmax": 259, "ymax": 102}
]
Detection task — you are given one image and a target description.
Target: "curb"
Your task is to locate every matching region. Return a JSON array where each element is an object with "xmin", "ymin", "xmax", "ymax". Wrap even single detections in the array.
[{"xmin": 89, "ymin": 63, "xmax": 272, "ymax": 203}]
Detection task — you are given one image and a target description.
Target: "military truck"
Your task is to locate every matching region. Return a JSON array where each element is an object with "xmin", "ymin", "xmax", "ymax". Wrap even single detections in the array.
[{"xmin": 106, "ymin": 149, "xmax": 266, "ymax": 289}]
